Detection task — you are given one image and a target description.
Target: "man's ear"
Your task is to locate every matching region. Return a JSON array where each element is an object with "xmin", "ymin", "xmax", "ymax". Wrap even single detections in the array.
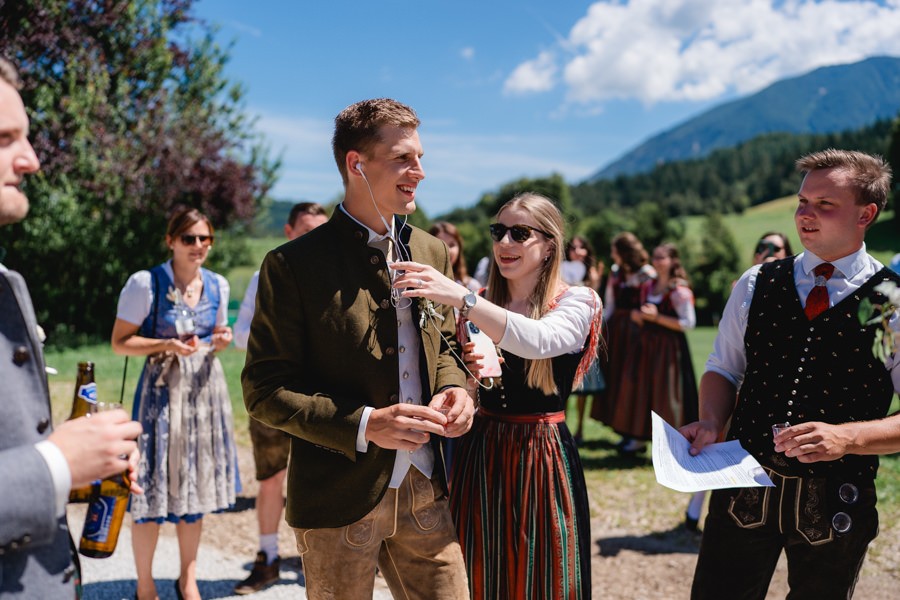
[{"xmin": 859, "ymin": 203, "xmax": 877, "ymax": 228}]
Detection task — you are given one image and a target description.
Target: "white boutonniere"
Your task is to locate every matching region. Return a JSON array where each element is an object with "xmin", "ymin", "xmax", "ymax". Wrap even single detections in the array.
[
  {"xmin": 418, "ymin": 298, "xmax": 444, "ymax": 329},
  {"xmin": 859, "ymin": 280, "xmax": 900, "ymax": 365},
  {"xmin": 166, "ymin": 285, "xmax": 183, "ymax": 305}
]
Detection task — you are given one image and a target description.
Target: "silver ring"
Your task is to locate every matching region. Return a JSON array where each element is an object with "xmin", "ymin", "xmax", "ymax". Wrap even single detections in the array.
[{"xmin": 417, "ymin": 278, "xmax": 424, "ymax": 288}]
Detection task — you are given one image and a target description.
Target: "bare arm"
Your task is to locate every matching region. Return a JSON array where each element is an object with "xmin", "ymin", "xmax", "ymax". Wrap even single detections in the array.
[
  {"xmin": 110, "ymin": 317, "xmax": 197, "ymax": 356},
  {"xmin": 774, "ymin": 413, "xmax": 900, "ymax": 462}
]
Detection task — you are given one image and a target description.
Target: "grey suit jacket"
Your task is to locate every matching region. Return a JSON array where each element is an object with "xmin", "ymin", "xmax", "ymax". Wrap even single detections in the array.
[{"xmin": 0, "ymin": 267, "xmax": 78, "ymax": 597}]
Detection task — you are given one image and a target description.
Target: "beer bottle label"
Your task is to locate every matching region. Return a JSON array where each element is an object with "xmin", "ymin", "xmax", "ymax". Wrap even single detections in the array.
[
  {"xmin": 82, "ymin": 495, "xmax": 118, "ymax": 542},
  {"xmin": 77, "ymin": 382, "xmax": 98, "ymax": 405}
]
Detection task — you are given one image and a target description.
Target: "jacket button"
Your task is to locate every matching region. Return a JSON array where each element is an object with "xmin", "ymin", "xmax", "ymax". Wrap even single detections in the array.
[
  {"xmin": 380, "ymin": 299, "xmax": 390, "ymax": 310},
  {"xmin": 37, "ymin": 418, "xmax": 50, "ymax": 434},
  {"xmin": 354, "ymin": 231, "xmax": 365, "ymax": 240},
  {"xmin": 385, "ymin": 347, "xmax": 396, "ymax": 356},
  {"xmin": 369, "ymin": 255, "xmax": 380, "ymax": 265},
  {"xmin": 389, "ymin": 394, "xmax": 399, "ymax": 403},
  {"xmin": 13, "ymin": 345, "xmax": 30, "ymax": 365}
]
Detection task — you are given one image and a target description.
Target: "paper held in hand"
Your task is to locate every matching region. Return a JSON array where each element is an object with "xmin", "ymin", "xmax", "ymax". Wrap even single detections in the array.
[{"xmin": 651, "ymin": 411, "xmax": 775, "ymax": 493}]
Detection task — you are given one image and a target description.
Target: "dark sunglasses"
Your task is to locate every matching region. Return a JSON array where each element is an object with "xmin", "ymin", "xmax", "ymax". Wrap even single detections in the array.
[
  {"xmin": 755, "ymin": 240, "xmax": 783, "ymax": 255},
  {"xmin": 180, "ymin": 234, "xmax": 214, "ymax": 246},
  {"xmin": 489, "ymin": 223, "xmax": 552, "ymax": 243}
]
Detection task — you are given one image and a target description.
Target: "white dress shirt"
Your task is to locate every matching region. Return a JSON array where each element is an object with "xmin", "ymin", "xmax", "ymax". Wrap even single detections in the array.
[{"xmin": 340, "ymin": 205, "xmax": 434, "ymax": 488}]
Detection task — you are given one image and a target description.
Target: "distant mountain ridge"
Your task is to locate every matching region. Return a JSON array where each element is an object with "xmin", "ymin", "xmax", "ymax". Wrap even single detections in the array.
[{"xmin": 592, "ymin": 56, "xmax": 900, "ymax": 180}]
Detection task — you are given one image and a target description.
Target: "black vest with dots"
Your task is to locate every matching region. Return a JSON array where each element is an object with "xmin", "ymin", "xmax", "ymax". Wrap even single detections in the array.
[{"xmin": 728, "ymin": 257, "xmax": 899, "ymax": 480}]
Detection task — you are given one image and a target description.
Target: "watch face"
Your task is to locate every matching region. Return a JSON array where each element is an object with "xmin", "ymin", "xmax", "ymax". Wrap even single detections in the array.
[{"xmin": 464, "ymin": 292, "xmax": 477, "ymax": 308}]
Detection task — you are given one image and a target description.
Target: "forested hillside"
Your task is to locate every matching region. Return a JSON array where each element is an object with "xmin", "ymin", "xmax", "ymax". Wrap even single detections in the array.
[
  {"xmin": 595, "ymin": 56, "xmax": 900, "ymax": 179},
  {"xmin": 570, "ymin": 118, "xmax": 895, "ymax": 217}
]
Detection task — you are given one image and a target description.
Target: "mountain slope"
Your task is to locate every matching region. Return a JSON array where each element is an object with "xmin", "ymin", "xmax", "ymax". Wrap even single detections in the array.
[{"xmin": 593, "ymin": 56, "xmax": 900, "ymax": 180}]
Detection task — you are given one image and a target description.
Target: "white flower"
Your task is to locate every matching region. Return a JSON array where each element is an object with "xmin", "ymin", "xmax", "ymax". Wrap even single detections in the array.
[
  {"xmin": 166, "ymin": 285, "xmax": 182, "ymax": 305},
  {"xmin": 875, "ymin": 281, "xmax": 900, "ymax": 307},
  {"xmin": 860, "ymin": 280, "xmax": 899, "ymax": 365}
]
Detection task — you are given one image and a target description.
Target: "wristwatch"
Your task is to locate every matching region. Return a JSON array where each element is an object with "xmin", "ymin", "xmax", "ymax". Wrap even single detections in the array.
[{"xmin": 460, "ymin": 291, "xmax": 477, "ymax": 318}]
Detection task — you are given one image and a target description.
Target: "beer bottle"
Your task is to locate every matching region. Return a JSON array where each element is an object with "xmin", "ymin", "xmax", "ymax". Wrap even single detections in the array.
[
  {"xmin": 78, "ymin": 470, "xmax": 130, "ymax": 559},
  {"xmin": 68, "ymin": 362, "xmax": 98, "ymax": 503}
]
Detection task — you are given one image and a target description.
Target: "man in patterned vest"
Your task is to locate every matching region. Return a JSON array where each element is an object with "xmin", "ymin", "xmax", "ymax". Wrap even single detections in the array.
[{"xmin": 682, "ymin": 149, "xmax": 900, "ymax": 599}]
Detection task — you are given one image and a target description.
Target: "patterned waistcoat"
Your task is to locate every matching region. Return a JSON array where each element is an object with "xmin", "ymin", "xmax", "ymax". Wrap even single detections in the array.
[{"xmin": 729, "ymin": 258, "xmax": 899, "ymax": 480}]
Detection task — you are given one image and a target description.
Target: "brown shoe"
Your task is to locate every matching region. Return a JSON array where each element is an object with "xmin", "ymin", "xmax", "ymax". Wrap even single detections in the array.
[{"xmin": 234, "ymin": 552, "xmax": 280, "ymax": 595}]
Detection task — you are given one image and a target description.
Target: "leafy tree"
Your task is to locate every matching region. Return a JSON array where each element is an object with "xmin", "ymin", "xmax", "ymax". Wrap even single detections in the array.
[
  {"xmin": 0, "ymin": 0, "xmax": 277, "ymax": 345},
  {"xmin": 682, "ymin": 212, "xmax": 741, "ymax": 324}
]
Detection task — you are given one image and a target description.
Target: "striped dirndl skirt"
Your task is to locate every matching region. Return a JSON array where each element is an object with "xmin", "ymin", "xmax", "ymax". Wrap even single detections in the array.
[{"xmin": 449, "ymin": 408, "xmax": 591, "ymax": 599}]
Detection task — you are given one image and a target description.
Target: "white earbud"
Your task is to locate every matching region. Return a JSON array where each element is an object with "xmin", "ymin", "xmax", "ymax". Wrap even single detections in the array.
[{"xmin": 355, "ymin": 162, "xmax": 364, "ymax": 175}]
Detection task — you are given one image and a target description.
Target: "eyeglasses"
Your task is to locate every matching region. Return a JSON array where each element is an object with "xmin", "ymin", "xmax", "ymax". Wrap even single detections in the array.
[
  {"xmin": 489, "ymin": 223, "xmax": 552, "ymax": 243},
  {"xmin": 755, "ymin": 241, "xmax": 783, "ymax": 255},
  {"xmin": 180, "ymin": 234, "xmax": 214, "ymax": 247}
]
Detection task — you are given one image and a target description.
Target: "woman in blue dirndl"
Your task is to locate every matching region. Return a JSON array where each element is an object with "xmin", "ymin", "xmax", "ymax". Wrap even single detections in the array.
[{"xmin": 112, "ymin": 207, "xmax": 239, "ymax": 600}]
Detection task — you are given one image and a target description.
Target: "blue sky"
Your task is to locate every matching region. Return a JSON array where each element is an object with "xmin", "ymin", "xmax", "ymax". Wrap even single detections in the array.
[{"xmin": 193, "ymin": 0, "xmax": 900, "ymax": 216}]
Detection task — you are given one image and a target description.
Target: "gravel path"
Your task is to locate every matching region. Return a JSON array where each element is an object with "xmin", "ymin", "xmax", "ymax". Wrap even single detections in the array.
[{"xmin": 72, "ymin": 443, "xmax": 900, "ymax": 599}]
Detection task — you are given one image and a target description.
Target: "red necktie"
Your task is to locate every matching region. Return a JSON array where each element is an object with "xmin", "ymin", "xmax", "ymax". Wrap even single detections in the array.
[{"xmin": 804, "ymin": 263, "xmax": 834, "ymax": 320}]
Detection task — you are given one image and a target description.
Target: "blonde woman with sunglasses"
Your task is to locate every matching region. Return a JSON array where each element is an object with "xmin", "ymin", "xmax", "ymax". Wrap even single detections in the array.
[
  {"xmin": 393, "ymin": 192, "xmax": 602, "ymax": 599},
  {"xmin": 111, "ymin": 207, "xmax": 238, "ymax": 600}
]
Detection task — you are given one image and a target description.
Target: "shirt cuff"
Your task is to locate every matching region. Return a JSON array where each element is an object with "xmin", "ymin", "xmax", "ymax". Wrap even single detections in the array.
[
  {"xmin": 357, "ymin": 406, "xmax": 375, "ymax": 453},
  {"xmin": 35, "ymin": 440, "xmax": 72, "ymax": 517}
]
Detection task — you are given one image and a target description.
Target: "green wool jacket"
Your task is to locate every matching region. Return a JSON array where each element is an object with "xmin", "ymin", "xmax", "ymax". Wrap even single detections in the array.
[{"xmin": 241, "ymin": 208, "xmax": 467, "ymax": 529}]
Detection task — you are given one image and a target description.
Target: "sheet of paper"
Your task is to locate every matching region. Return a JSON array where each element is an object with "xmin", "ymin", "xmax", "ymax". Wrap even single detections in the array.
[{"xmin": 651, "ymin": 411, "xmax": 774, "ymax": 493}]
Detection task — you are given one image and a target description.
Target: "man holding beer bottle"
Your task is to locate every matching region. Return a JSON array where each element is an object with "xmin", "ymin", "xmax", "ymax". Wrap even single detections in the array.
[{"xmin": 0, "ymin": 58, "xmax": 143, "ymax": 598}]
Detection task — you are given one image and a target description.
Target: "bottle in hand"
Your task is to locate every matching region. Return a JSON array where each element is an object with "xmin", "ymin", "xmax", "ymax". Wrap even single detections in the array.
[
  {"xmin": 68, "ymin": 362, "xmax": 98, "ymax": 503},
  {"xmin": 79, "ymin": 467, "xmax": 130, "ymax": 559}
]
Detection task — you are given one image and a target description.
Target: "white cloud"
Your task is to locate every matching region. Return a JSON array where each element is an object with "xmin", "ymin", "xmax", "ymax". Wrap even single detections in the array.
[
  {"xmin": 460, "ymin": 46, "xmax": 475, "ymax": 61},
  {"xmin": 506, "ymin": 0, "xmax": 900, "ymax": 105},
  {"xmin": 504, "ymin": 50, "xmax": 559, "ymax": 94}
]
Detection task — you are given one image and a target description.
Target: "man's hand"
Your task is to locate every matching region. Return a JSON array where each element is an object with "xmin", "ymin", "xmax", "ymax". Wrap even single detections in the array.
[
  {"xmin": 49, "ymin": 410, "xmax": 143, "ymax": 489},
  {"xmin": 679, "ymin": 420, "xmax": 721, "ymax": 456},
  {"xmin": 429, "ymin": 387, "xmax": 475, "ymax": 438},
  {"xmin": 365, "ymin": 403, "xmax": 448, "ymax": 451},
  {"xmin": 774, "ymin": 421, "xmax": 856, "ymax": 463}
]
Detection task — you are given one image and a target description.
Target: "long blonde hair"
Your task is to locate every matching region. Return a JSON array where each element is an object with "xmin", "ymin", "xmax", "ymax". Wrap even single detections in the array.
[{"xmin": 486, "ymin": 193, "xmax": 566, "ymax": 395}]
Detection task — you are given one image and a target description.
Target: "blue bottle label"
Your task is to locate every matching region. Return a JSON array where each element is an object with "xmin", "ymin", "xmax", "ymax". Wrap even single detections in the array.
[
  {"xmin": 83, "ymin": 496, "xmax": 117, "ymax": 542},
  {"xmin": 77, "ymin": 382, "xmax": 98, "ymax": 405}
]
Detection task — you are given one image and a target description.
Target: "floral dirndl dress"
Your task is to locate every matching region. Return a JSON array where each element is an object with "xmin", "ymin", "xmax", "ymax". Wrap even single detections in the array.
[{"xmin": 129, "ymin": 264, "xmax": 239, "ymax": 523}]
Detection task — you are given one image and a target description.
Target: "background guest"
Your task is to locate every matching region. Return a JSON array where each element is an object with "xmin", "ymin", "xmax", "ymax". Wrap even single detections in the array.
[
  {"xmin": 111, "ymin": 207, "xmax": 238, "ymax": 600},
  {"xmin": 232, "ymin": 201, "xmax": 327, "ymax": 595},
  {"xmin": 429, "ymin": 220, "xmax": 482, "ymax": 292},
  {"xmin": 563, "ymin": 235, "xmax": 605, "ymax": 444},
  {"xmin": 611, "ymin": 242, "xmax": 697, "ymax": 454},
  {"xmin": 590, "ymin": 231, "xmax": 655, "ymax": 453}
]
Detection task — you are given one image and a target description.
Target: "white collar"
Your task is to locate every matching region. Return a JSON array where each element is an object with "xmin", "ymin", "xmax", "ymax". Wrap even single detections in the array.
[{"xmin": 797, "ymin": 243, "xmax": 869, "ymax": 280}]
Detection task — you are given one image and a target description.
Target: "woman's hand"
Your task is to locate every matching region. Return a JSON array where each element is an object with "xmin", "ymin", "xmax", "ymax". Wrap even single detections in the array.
[
  {"xmin": 390, "ymin": 261, "xmax": 468, "ymax": 308},
  {"xmin": 211, "ymin": 325, "xmax": 233, "ymax": 351},
  {"xmin": 169, "ymin": 337, "xmax": 199, "ymax": 356},
  {"xmin": 639, "ymin": 303, "xmax": 658, "ymax": 322}
]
